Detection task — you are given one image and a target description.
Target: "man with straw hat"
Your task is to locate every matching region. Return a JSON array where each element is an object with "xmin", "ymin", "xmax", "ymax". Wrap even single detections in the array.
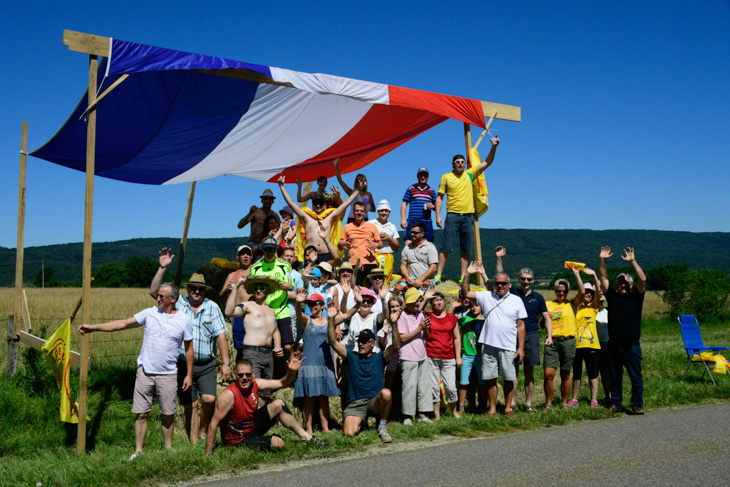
[
  {"xmin": 149, "ymin": 248, "xmax": 232, "ymax": 444},
  {"xmin": 224, "ymin": 275, "xmax": 284, "ymax": 407}
]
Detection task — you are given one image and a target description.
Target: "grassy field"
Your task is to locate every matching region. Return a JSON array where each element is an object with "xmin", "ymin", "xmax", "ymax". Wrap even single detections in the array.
[{"xmin": 1, "ymin": 285, "xmax": 729, "ymax": 486}]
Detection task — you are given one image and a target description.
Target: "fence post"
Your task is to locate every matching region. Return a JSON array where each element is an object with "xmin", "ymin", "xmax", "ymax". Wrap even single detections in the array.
[{"xmin": 5, "ymin": 315, "xmax": 19, "ymax": 377}]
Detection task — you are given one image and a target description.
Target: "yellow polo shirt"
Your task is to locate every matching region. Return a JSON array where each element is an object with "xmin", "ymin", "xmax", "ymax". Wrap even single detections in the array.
[{"xmin": 437, "ymin": 166, "xmax": 479, "ymax": 214}]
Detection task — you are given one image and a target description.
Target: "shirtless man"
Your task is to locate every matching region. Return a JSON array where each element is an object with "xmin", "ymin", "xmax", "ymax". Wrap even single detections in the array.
[
  {"xmin": 277, "ymin": 173, "xmax": 364, "ymax": 263},
  {"xmin": 237, "ymin": 189, "xmax": 278, "ymax": 258},
  {"xmin": 225, "ymin": 276, "xmax": 284, "ymax": 407},
  {"xmin": 220, "ymin": 245, "xmax": 254, "ymax": 362}
]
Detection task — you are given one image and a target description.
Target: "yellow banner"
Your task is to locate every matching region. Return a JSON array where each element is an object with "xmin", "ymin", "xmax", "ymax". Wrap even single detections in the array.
[
  {"xmin": 468, "ymin": 147, "xmax": 489, "ymax": 218},
  {"xmin": 41, "ymin": 318, "xmax": 81, "ymax": 423}
]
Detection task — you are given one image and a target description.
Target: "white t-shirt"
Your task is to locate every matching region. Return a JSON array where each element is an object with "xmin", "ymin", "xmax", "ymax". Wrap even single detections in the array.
[
  {"xmin": 369, "ymin": 288, "xmax": 391, "ymax": 316},
  {"xmin": 134, "ymin": 307, "xmax": 193, "ymax": 374},
  {"xmin": 475, "ymin": 291, "xmax": 527, "ymax": 351},
  {"xmin": 371, "ymin": 220, "xmax": 399, "ymax": 254},
  {"xmin": 342, "ymin": 311, "xmax": 381, "ymax": 353}
]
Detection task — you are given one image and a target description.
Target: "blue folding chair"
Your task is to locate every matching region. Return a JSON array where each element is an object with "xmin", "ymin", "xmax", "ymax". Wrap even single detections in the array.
[{"xmin": 678, "ymin": 314, "xmax": 729, "ymax": 386}]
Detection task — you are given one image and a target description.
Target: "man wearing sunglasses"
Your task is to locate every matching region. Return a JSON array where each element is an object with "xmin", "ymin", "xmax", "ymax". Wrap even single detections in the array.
[
  {"xmin": 225, "ymin": 276, "xmax": 284, "ymax": 408},
  {"xmin": 493, "ymin": 246, "xmax": 553, "ymax": 412},
  {"xmin": 79, "ymin": 283, "xmax": 193, "ymax": 460},
  {"xmin": 461, "ymin": 261, "xmax": 526, "ymax": 420},
  {"xmin": 393, "ymin": 222, "xmax": 439, "ymax": 295},
  {"xmin": 150, "ymin": 248, "xmax": 232, "ymax": 444},
  {"xmin": 220, "ymin": 245, "xmax": 255, "ymax": 362},
  {"xmin": 204, "ymin": 351, "xmax": 327, "ymax": 457}
]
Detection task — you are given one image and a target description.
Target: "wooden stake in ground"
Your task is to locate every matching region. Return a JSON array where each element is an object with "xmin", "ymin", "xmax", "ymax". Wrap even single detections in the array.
[
  {"xmin": 463, "ymin": 122, "xmax": 484, "ymax": 285},
  {"xmin": 175, "ymin": 181, "xmax": 197, "ymax": 287}
]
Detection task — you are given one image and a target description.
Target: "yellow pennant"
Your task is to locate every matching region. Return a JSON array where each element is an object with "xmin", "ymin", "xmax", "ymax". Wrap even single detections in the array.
[
  {"xmin": 468, "ymin": 148, "xmax": 489, "ymax": 218},
  {"xmin": 41, "ymin": 318, "xmax": 81, "ymax": 423}
]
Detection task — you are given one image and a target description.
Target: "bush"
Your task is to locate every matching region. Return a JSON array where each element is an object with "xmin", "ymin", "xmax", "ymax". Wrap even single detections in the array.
[{"xmin": 662, "ymin": 268, "xmax": 730, "ymax": 321}]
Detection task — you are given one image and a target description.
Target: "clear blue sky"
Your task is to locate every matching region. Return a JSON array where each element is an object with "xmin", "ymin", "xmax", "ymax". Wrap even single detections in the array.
[{"xmin": 2, "ymin": 1, "xmax": 729, "ymax": 249}]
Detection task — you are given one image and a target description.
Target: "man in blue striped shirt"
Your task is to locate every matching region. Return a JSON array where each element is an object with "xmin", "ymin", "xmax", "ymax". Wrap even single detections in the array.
[
  {"xmin": 150, "ymin": 248, "xmax": 232, "ymax": 444},
  {"xmin": 400, "ymin": 167, "xmax": 437, "ymax": 245}
]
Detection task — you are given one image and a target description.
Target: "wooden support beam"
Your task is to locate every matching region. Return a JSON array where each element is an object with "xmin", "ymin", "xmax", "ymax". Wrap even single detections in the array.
[
  {"xmin": 21, "ymin": 290, "xmax": 31, "ymax": 333},
  {"xmin": 63, "ymin": 30, "xmax": 111, "ymax": 57},
  {"xmin": 5, "ymin": 316, "xmax": 18, "ymax": 378},
  {"xmin": 175, "ymin": 182, "xmax": 197, "ymax": 287},
  {"xmin": 481, "ymin": 101, "xmax": 520, "ymax": 123},
  {"xmin": 13, "ymin": 122, "xmax": 28, "ymax": 338},
  {"xmin": 77, "ymin": 53, "xmax": 99, "ymax": 455},
  {"xmin": 79, "ymin": 74, "xmax": 129, "ymax": 119},
  {"xmin": 464, "ymin": 123, "xmax": 483, "ymax": 284}
]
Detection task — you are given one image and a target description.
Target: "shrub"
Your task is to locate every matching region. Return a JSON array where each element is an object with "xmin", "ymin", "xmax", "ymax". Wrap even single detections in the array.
[{"xmin": 662, "ymin": 268, "xmax": 730, "ymax": 321}]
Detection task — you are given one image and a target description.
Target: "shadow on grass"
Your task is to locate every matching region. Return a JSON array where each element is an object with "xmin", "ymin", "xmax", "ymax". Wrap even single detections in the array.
[{"xmin": 84, "ymin": 366, "xmax": 137, "ymax": 451}]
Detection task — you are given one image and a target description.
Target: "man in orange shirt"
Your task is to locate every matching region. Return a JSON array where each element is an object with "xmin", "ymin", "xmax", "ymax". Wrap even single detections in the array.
[{"xmin": 339, "ymin": 201, "xmax": 382, "ymax": 286}]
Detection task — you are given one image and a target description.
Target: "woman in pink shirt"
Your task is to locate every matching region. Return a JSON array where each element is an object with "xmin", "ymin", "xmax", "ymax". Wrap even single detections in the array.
[{"xmin": 398, "ymin": 287, "xmax": 433, "ymax": 424}]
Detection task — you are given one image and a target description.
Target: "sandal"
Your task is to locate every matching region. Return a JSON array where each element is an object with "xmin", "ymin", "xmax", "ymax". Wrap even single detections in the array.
[
  {"xmin": 543, "ymin": 404, "xmax": 553, "ymax": 411},
  {"xmin": 526, "ymin": 406, "xmax": 536, "ymax": 413}
]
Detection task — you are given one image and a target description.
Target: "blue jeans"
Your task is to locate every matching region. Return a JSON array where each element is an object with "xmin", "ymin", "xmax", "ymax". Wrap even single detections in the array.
[
  {"xmin": 440, "ymin": 212, "xmax": 474, "ymax": 255},
  {"xmin": 608, "ymin": 342, "xmax": 643, "ymax": 407}
]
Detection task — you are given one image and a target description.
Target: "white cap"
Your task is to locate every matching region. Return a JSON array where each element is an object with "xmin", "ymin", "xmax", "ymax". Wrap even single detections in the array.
[
  {"xmin": 584, "ymin": 283, "xmax": 595, "ymax": 291},
  {"xmin": 377, "ymin": 199, "xmax": 391, "ymax": 212}
]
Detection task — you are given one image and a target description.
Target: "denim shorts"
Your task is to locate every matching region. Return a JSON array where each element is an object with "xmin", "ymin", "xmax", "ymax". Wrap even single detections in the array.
[
  {"xmin": 440, "ymin": 212, "xmax": 474, "ymax": 255},
  {"xmin": 460, "ymin": 354, "xmax": 485, "ymax": 385}
]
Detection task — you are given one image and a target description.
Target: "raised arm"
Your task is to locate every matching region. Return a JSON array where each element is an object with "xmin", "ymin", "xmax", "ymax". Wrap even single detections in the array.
[
  {"xmin": 224, "ymin": 278, "xmax": 247, "ymax": 317},
  {"xmin": 328, "ymin": 180, "xmax": 365, "ymax": 221},
  {"xmin": 333, "ymin": 157, "xmax": 353, "ymax": 196},
  {"xmin": 327, "ymin": 303, "xmax": 348, "ymax": 358},
  {"xmin": 569, "ymin": 264, "xmax": 586, "ymax": 306},
  {"xmin": 294, "ymin": 292, "xmax": 310, "ymax": 329},
  {"xmin": 598, "ymin": 246, "xmax": 612, "ymax": 292},
  {"xmin": 237, "ymin": 205, "xmax": 259, "ymax": 229},
  {"xmin": 256, "ymin": 351, "xmax": 305, "ymax": 391},
  {"xmin": 475, "ymin": 136, "xmax": 500, "ymax": 176},
  {"xmin": 462, "ymin": 261, "xmax": 488, "ymax": 299},
  {"xmin": 583, "ymin": 267, "xmax": 602, "ymax": 307},
  {"xmin": 383, "ymin": 307, "xmax": 402, "ymax": 363},
  {"xmin": 494, "ymin": 246, "xmax": 506, "ymax": 274},
  {"xmin": 277, "ymin": 176, "xmax": 307, "ymax": 220},
  {"xmin": 149, "ymin": 247, "xmax": 174, "ymax": 297},
  {"xmin": 621, "ymin": 247, "xmax": 647, "ymax": 293}
]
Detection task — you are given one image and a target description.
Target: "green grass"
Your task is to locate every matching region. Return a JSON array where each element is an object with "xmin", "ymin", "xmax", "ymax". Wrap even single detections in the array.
[{"xmin": 2, "ymin": 316, "xmax": 730, "ymax": 486}]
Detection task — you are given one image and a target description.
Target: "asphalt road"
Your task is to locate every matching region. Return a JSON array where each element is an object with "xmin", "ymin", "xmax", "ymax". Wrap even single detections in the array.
[{"xmin": 189, "ymin": 402, "xmax": 730, "ymax": 486}]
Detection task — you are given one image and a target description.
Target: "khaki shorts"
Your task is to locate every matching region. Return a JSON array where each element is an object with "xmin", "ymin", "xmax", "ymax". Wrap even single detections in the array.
[
  {"xmin": 543, "ymin": 338, "xmax": 576, "ymax": 371},
  {"xmin": 131, "ymin": 365, "xmax": 178, "ymax": 416},
  {"xmin": 343, "ymin": 396, "xmax": 377, "ymax": 422}
]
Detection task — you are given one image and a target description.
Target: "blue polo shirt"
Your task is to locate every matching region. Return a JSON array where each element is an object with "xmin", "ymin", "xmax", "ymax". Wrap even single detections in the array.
[{"xmin": 509, "ymin": 286, "xmax": 547, "ymax": 333}]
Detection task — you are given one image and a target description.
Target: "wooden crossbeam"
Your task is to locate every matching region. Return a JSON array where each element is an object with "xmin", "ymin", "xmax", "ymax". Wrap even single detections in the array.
[
  {"xmin": 17, "ymin": 331, "xmax": 86, "ymax": 369},
  {"xmin": 63, "ymin": 30, "xmax": 110, "ymax": 57}
]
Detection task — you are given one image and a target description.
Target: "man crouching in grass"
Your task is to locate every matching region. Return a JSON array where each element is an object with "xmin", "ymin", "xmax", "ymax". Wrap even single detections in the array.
[{"xmin": 204, "ymin": 352, "xmax": 327, "ymax": 457}]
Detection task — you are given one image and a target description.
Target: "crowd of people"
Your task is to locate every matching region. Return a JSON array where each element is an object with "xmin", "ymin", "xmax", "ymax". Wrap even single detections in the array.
[{"xmin": 77, "ymin": 139, "xmax": 649, "ymax": 459}]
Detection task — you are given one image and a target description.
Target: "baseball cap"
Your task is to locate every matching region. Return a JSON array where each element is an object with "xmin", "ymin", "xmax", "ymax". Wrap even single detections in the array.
[
  {"xmin": 310, "ymin": 268, "xmax": 322, "ymax": 278},
  {"xmin": 417, "ymin": 167, "xmax": 429, "ymax": 175},
  {"xmin": 237, "ymin": 245, "xmax": 252, "ymax": 255},
  {"xmin": 357, "ymin": 329, "xmax": 376, "ymax": 343},
  {"xmin": 262, "ymin": 236, "xmax": 278, "ymax": 249},
  {"xmin": 584, "ymin": 283, "xmax": 595, "ymax": 292}
]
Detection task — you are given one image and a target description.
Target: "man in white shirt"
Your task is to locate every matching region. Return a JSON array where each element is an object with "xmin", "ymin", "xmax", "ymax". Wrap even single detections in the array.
[
  {"xmin": 461, "ymin": 261, "xmax": 525, "ymax": 420},
  {"xmin": 78, "ymin": 282, "xmax": 193, "ymax": 459},
  {"xmin": 371, "ymin": 199, "xmax": 400, "ymax": 284}
]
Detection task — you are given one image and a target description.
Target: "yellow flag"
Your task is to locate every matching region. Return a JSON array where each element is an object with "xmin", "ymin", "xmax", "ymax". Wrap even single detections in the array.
[
  {"xmin": 41, "ymin": 318, "xmax": 81, "ymax": 423},
  {"xmin": 468, "ymin": 147, "xmax": 489, "ymax": 218}
]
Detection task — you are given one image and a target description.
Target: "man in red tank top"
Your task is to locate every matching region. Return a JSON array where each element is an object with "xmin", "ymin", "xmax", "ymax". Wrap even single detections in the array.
[{"xmin": 204, "ymin": 352, "xmax": 327, "ymax": 456}]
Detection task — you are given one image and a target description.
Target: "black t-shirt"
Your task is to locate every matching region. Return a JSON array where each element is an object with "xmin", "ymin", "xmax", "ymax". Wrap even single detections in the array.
[{"xmin": 605, "ymin": 287, "xmax": 644, "ymax": 344}]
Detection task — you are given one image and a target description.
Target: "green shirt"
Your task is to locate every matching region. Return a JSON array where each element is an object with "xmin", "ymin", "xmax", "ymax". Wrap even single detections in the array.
[
  {"xmin": 459, "ymin": 316, "xmax": 484, "ymax": 356},
  {"xmin": 250, "ymin": 258, "xmax": 293, "ymax": 319}
]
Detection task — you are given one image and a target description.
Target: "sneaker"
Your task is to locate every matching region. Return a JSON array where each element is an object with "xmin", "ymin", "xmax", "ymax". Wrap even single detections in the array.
[
  {"xmin": 434, "ymin": 275, "xmax": 442, "ymax": 283},
  {"xmin": 457, "ymin": 278, "xmax": 464, "ymax": 284},
  {"xmin": 590, "ymin": 400, "xmax": 599, "ymax": 409},
  {"xmin": 418, "ymin": 416, "xmax": 432, "ymax": 424},
  {"xmin": 306, "ymin": 435, "xmax": 329, "ymax": 446},
  {"xmin": 453, "ymin": 411, "xmax": 463, "ymax": 418},
  {"xmin": 631, "ymin": 405, "xmax": 645, "ymax": 415},
  {"xmin": 378, "ymin": 427, "xmax": 392, "ymax": 443},
  {"xmin": 129, "ymin": 453, "xmax": 139, "ymax": 461},
  {"xmin": 505, "ymin": 410, "xmax": 515, "ymax": 421},
  {"xmin": 403, "ymin": 418, "xmax": 413, "ymax": 426},
  {"xmin": 567, "ymin": 399, "xmax": 579, "ymax": 407},
  {"xmin": 606, "ymin": 404, "xmax": 624, "ymax": 414}
]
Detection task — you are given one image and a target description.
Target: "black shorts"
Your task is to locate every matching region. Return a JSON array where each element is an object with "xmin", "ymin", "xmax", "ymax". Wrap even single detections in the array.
[
  {"xmin": 177, "ymin": 358, "xmax": 218, "ymax": 404},
  {"xmin": 514, "ymin": 331, "xmax": 541, "ymax": 367},
  {"xmin": 277, "ymin": 317, "xmax": 296, "ymax": 345},
  {"xmin": 573, "ymin": 348, "xmax": 600, "ymax": 380},
  {"xmin": 357, "ymin": 264, "xmax": 378, "ymax": 286},
  {"xmin": 235, "ymin": 404, "xmax": 280, "ymax": 451},
  {"xmin": 241, "ymin": 346, "xmax": 274, "ymax": 399}
]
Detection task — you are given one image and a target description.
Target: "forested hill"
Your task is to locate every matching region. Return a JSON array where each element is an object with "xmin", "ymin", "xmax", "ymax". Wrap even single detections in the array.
[{"xmin": 1, "ymin": 229, "xmax": 728, "ymax": 287}]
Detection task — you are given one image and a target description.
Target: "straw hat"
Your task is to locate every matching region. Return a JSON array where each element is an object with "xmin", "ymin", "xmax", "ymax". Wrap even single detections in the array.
[
  {"xmin": 244, "ymin": 276, "xmax": 281, "ymax": 294},
  {"xmin": 184, "ymin": 273, "xmax": 212, "ymax": 290}
]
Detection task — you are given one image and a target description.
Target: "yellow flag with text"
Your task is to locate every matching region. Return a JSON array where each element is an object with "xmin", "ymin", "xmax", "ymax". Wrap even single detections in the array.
[
  {"xmin": 41, "ymin": 318, "xmax": 81, "ymax": 423},
  {"xmin": 468, "ymin": 147, "xmax": 489, "ymax": 217}
]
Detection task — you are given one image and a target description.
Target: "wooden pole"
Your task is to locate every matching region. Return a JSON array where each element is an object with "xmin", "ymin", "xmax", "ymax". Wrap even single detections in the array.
[
  {"xmin": 77, "ymin": 54, "xmax": 98, "ymax": 455},
  {"xmin": 13, "ymin": 122, "xmax": 28, "ymax": 338},
  {"xmin": 175, "ymin": 181, "xmax": 197, "ymax": 287},
  {"xmin": 464, "ymin": 123, "xmax": 483, "ymax": 284},
  {"xmin": 5, "ymin": 316, "xmax": 18, "ymax": 378}
]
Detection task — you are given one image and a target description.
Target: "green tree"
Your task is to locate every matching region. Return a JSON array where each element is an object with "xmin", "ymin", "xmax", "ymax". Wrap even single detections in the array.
[
  {"xmin": 662, "ymin": 268, "xmax": 730, "ymax": 321},
  {"xmin": 33, "ymin": 267, "xmax": 61, "ymax": 288},
  {"xmin": 125, "ymin": 255, "xmax": 159, "ymax": 288},
  {"xmin": 92, "ymin": 262, "xmax": 130, "ymax": 287}
]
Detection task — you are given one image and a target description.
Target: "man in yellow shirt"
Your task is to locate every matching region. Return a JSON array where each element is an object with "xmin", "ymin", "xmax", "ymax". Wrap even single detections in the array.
[{"xmin": 434, "ymin": 137, "xmax": 500, "ymax": 283}]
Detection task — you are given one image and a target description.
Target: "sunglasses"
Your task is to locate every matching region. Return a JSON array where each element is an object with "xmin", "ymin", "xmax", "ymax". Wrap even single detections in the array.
[
  {"xmin": 188, "ymin": 286, "xmax": 206, "ymax": 293},
  {"xmin": 361, "ymin": 300, "xmax": 375, "ymax": 305},
  {"xmin": 372, "ymin": 276, "xmax": 384, "ymax": 280},
  {"xmin": 410, "ymin": 231, "xmax": 423, "ymax": 235},
  {"xmin": 494, "ymin": 282, "xmax": 509, "ymax": 286},
  {"xmin": 236, "ymin": 372, "xmax": 254, "ymax": 378},
  {"xmin": 357, "ymin": 338, "xmax": 374, "ymax": 344},
  {"xmin": 238, "ymin": 251, "xmax": 252, "ymax": 256},
  {"xmin": 556, "ymin": 289, "xmax": 567, "ymax": 294},
  {"xmin": 156, "ymin": 293, "xmax": 172, "ymax": 300},
  {"xmin": 252, "ymin": 285, "xmax": 268, "ymax": 292},
  {"xmin": 339, "ymin": 270, "xmax": 352, "ymax": 275},
  {"xmin": 307, "ymin": 301, "xmax": 324, "ymax": 307},
  {"xmin": 520, "ymin": 277, "xmax": 534, "ymax": 282}
]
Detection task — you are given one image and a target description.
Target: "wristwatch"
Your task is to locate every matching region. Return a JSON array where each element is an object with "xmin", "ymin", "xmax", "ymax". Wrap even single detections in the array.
[{"xmin": 222, "ymin": 362, "xmax": 231, "ymax": 366}]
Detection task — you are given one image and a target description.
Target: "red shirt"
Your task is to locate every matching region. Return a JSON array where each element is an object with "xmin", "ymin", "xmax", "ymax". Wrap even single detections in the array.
[
  {"xmin": 221, "ymin": 381, "xmax": 259, "ymax": 445},
  {"xmin": 424, "ymin": 312, "xmax": 457, "ymax": 359}
]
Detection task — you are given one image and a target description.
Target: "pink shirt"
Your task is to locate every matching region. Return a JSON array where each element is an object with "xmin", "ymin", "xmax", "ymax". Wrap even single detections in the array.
[{"xmin": 397, "ymin": 310, "xmax": 427, "ymax": 362}]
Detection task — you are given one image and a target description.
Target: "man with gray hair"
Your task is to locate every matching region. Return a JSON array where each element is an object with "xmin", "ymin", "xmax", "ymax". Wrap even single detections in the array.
[
  {"xmin": 598, "ymin": 246, "xmax": 647, "ymax": 415},
  {"xmin": 494, "ymin": 246, "xmax": 552, "ymax": 412},
  {"xmin": 78, "ymin": 282, "xmax": 193, "ymax": 459},
  {"xmin": 462, "ymin": 260, "xmax": 526, "ymax": 420}
]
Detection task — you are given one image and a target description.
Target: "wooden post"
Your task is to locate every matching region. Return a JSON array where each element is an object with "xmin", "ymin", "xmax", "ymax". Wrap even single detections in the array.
[
  {"xmin": 13, "ymin": 122, "xmax": 28, "ymax": 338},
  {"xmin": 464, "ymin": 123, "xmax": 483, "ymax": 284},
  {"xmin": 77, "ymin": 53, "xmax": 98, "ymax": 455},
  {"xmin": 5, "ymin": 316, "xmax": 18, "ymax": 378},
  {"xmin": 175, "ymin": 181, "xmax": 197, "ymax": 287}
]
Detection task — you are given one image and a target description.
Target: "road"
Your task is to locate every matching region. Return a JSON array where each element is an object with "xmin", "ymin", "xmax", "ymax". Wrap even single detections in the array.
[{"xmin": 189, "ymin": 402, "xmax": 730, "ymax": 486}]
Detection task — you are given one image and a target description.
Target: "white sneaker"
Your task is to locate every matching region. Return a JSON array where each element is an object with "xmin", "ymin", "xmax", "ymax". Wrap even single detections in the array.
[
  {"xmin": 129, "ymin": 453, "xmax": 138, "ymax": 461},
  {"xmin": 418, "ymin": 416, "xmax": 432, "ymax": 423},
  {"xmin": 378, "ymin": 427, "xmax": 392, "ymax": 443},
  {"xmin": 403, "ymin": 418, "xmax": 413, "ymax": 426}
]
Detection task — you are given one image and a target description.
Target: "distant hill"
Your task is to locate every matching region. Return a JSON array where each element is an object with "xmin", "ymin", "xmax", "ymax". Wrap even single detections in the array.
[{"xmin": 1, "ymin": 229, "xmax": 729, "ymax": 287}]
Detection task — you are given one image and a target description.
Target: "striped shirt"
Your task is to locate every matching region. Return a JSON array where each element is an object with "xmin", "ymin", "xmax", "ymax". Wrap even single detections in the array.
[
  {"xmin": 176, "ymin": 297, "xmax": 227, "ymax": 363},
  {"xmin": 402, "ymin": 183, "xmax": 436, "ymax": 222}
]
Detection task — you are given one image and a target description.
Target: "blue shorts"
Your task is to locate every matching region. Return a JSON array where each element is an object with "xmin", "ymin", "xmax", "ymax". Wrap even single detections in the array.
[
  {"xmin": 460, "ymin": 354, "xmax": 485, "ymax": 385},
  {"xmin": 405, "ymin": 219, "xmax": 434, "ymax": 243},
  {"xmin": 440, "ymin": 212, "xmax": 474, "ymax": 255}
]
